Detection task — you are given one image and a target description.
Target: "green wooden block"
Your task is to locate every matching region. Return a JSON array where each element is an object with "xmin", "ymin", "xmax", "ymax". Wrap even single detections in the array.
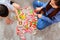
[{"xmin": 18, "ymin": 10, "xmax": 21, "ymax": 14}]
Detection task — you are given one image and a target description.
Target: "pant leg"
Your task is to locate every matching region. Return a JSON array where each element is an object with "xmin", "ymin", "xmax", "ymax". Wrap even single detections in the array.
[
  {"xmin": 37, "ymin": 18, "xmax": 52, "ymax": 30},
  {"xmin": 33, "ymin": 0, "xmax": 44, "ymax": 9}
]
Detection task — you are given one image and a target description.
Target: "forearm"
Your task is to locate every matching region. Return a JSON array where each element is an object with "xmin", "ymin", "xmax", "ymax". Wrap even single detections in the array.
[
  {"xmin": 14, "ymin": 8, "xmax": 21, "ymax": 21},
  {"xmin": 10, "ymin": 1, "xmax": 21, "ymax": 21},
  {"xmin": 10, "ymin": 1, "xmax": 20, "ymax": 10}
]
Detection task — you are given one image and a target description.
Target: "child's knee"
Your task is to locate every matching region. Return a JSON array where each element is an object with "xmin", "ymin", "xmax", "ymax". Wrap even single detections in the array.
[
  {"xmin": 37, "ymin": 25, "xmax": 45, "ymax": 30},
  {"xmin": 37, "ymin": 18, "xmax": 50, "ymax": 30},
  {"xmin": 37, "ymin": 19, "xmax": 45, "ymax": 30},
  {"xmin": 33, "ymin": 0, "xmax": 44, "ymax": 9}
]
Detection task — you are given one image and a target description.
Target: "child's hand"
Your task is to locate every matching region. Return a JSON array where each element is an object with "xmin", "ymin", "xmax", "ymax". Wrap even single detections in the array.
[
  {"xmin": 37, "ymin": 14, "xmax": 42, "ymax": 18},
  {"xmin": 5, "ymin": 18, "xmax": 13, "ymax": 24}
]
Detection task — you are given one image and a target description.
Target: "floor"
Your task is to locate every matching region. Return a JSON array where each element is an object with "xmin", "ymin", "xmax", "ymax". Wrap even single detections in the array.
[{"xmin": 0, "ymin": 0, "xmax": 60, "ymax": 40}]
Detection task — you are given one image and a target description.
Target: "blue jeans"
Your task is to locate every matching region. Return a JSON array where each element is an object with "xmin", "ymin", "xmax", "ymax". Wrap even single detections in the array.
[
  {"xmin": 33, "ymin": 0, "xmax": 44, "ymax": 9},
  {"xmin": 33, "ymin": 1, "xmax": 52, "ymax": 30},
  {"xmin": 37, "ymin": 18, "xmax": 52, "ymax": 30}
]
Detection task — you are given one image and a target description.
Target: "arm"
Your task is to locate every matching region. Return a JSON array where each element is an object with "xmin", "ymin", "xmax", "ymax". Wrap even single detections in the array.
[
  {"xmin": 10, "ymin": 1, "xmax": 21, "ymax": 10},
  {"xmin": 35, "ymin": 7, "xmax": 43, "ymax": 12},
  {"xmin": 13, "ymin": 7, "xmax": 21, "ymax": 22},
  {"xmin": 5, "ymin": 1, "xmax": 21, "ymax": 24},
  {"xmin": 10, "ymin": 1, "xmax": 21, "ymax": 21}
]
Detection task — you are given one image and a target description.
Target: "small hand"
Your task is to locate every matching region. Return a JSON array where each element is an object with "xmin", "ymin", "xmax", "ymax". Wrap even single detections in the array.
[
  {"xmin": 5, "ymin": 18, "xmax": 13, "ymax": 24},
  {"xmin": 37, "ymin": 14, "xmax": 42, "ymax": 18}
]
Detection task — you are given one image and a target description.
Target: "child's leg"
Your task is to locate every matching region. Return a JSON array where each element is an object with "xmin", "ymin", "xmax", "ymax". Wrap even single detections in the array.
[{"xmin": 12, "ymin": 3, "xmax": 20, "ymax": 10}]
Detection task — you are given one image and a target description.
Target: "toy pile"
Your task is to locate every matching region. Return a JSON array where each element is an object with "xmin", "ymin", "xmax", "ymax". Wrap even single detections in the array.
[{"xmin": 16, "ymin": 6, "xmax": 37, "ymax": 40}]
